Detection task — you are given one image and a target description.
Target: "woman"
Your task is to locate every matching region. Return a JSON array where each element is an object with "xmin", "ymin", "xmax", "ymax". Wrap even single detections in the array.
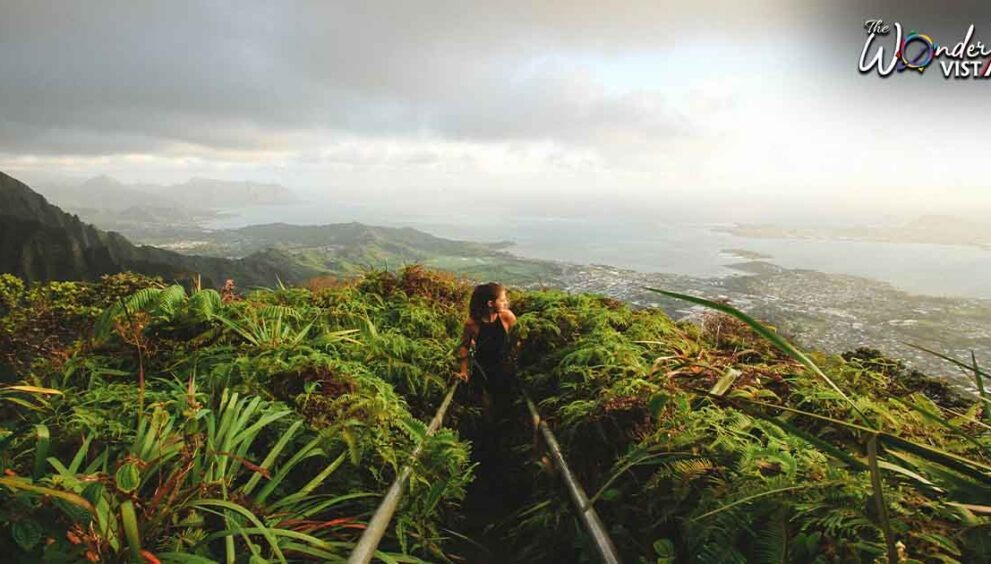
[
  {"xmin": 454, "ymin": 283, "xmax": 527, "ymax": 545},
  {"xmin": 455, "ymin": 282, "xmax": 518, "ymax": 418}
]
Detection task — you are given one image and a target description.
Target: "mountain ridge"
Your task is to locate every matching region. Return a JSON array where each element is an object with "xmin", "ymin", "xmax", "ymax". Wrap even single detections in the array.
[
  {"xmin": 0, "ymin": 171, "xmax": 317, "ymax": 287},
  {"xmin": 33, "ymin": 174, "xmax": 298, "ymax": 215}
]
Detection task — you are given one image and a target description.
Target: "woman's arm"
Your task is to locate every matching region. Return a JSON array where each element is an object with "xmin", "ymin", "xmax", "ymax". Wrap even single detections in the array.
[
  {"xmin": 501, "ymin": 309, "xmax": 517, "ymax": 332},
  {"xmin": 455, "ymin": 319, "xmax": 477, "ymax": 381},
  {"xmin": 502, "ymin": 309, "xmax": 522, "ymax": 359}
]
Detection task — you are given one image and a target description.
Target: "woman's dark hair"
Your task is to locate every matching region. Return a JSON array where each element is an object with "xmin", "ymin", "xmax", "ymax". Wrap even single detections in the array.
[{"xmin": 468, "ymin": 282, "xmax": 505, "ymax": 323}]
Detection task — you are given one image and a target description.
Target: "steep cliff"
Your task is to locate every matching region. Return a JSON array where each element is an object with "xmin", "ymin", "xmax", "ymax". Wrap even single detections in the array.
[{"xmin": 0, "ymin": 171, "xmax": 317, "ymax": 287}]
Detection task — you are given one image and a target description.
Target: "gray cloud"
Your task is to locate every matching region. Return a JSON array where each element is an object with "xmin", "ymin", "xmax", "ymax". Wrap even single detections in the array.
[
  {"xmin": 0, "ymin": 0, "xmax": 816, "ymax": 157},
  {"xmin": 3, "ymin": 0, "xmax": 991, "ymax": 224}
]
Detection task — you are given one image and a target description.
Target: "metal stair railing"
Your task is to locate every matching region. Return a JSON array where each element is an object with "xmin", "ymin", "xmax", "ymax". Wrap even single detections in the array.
[
  {"xmin": 347, "ymin": 380, "xmax": 459, "ymax": 564},
  {"xmin": 522, "ymin": 389, "xmax": 622, "ymax": 564},
  {"xmin": 347, "ymin": 358, "xmax": 622, "ymax": 564}
]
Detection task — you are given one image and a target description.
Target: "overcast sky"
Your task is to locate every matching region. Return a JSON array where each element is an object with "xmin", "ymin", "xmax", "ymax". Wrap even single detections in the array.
[{"xmin": 3, "ymin": 1, "xmax": 991, "ymax": 223}]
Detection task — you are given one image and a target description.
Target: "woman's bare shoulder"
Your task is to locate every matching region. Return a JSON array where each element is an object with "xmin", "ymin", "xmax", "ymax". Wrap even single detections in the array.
[{"xmin": 500, "ymin": 309, "xmax": 517, "ymax": 325}]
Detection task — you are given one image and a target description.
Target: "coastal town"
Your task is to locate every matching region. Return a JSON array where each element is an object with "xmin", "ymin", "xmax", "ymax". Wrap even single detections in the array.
[{"xmin": 547, "ymin": 260, "xmax": 991, "ymax": 385}]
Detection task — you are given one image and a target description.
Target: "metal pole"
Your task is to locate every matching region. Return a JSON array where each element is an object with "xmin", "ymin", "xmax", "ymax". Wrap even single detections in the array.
[
  {"xmin": 347, "ymin": 381, "xmax": 460, "ymax": 564},
  {"xmin": 523, "ymin": 392, "xmax": 622, "ymax": 564}
]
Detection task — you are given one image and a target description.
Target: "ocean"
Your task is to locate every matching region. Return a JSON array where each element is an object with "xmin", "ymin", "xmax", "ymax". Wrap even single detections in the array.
[{"xmin": 206, "ymin": 202, "xmax": 991, "ymax": 300}]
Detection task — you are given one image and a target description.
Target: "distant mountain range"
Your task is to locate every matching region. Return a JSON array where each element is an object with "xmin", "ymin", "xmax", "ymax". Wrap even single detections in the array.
[
  {"xmin": 722, "ymin": 215, "xmax": 991, "ymax": 250},
  {"xmin": 28, "ymin": 175, "xmax": 299, "ymax": 236},
  {"xmin": 164, "ymin": 221, "xmax": 557, "ymax": 282},
  {"xmin": 36, "ymin": 175, "xmax": 298, "ymax": 212},
  {"xmin": 0, "ymin": 171, "xmax": 561, "ymax": 287},
  {"xmin": 0, "ymin": 171, "xmax": 316, "ymax": 287},
  {"xmin": 195, "ymin": 222, "xmax": 510, "ymax": 260},
  {"xmin": 168, "ymin": 177, "xmax": 299, "ymax": 208}
]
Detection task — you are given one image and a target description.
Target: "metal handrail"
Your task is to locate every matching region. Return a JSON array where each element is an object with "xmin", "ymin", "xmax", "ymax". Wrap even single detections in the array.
[
  {"xmin": 347, "ymin": 380, "xmax": 460, "ymax": 564},
  {"xmin": 348, "ymin": 358, "xmax": 622, "ymax": 564},
  {"xmin": 522, "ymin": 390, "xmax": 622, "ymax": 564}
]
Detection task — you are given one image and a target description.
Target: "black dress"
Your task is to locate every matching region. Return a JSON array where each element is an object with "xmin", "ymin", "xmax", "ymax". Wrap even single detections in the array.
[
  {"xmin": 462, "ymin": 316, "xmax": 528, "ymax": 545},
  {"xmin": 472, "ymin": 315, "xmax": 516, "ymax": 402}
]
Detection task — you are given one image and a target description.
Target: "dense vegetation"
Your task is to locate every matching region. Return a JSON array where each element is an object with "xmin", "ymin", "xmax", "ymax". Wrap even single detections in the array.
[
  {"xmin": 506, "ymin": 290, "xmax": 990, "ymax": 562},
  {"xmin": 0, "ymin": 267, "xmax": 472, "ymax": 562},
  {"xmin": 1, "ymin": 265, "xmax": 989, "ymax": 562}
]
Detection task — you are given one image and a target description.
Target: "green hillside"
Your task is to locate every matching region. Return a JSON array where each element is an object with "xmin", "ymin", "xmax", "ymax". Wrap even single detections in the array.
[
  {"xmin": 2, "ymin": 171, "xmax": 563, "ymax": 289},
  {"xmin": 156, "ymin": 221, "xmax": 563, "ymax": 285},
  {"xmin": 0, "ymin": 171, "xmax": 320, "ymax": 288},
  {"xmin": 0, "ymin": 266, "xmax": 988, "ymax": 562}
]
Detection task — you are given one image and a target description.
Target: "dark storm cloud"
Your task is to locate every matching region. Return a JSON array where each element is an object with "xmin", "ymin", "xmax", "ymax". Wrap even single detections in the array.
[
  {"xmin": 0, "ymin": 0, "xmax": 800, "ymax": 157},
  {"xmin": 1, "ymin": 2, "xmax": 361, "ymax": 153}
]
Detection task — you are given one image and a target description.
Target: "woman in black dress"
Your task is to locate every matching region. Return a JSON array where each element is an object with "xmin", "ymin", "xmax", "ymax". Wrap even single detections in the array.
[
  {"xmin": 455, "ymin": 282, "xmax": 518, "ymax": 413},
  {"xmin": 453, "ymin": 283, "xmax": 524, "ymax": 554}
]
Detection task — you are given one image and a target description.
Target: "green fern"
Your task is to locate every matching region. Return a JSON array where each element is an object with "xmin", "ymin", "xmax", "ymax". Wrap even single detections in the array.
[{"xmin": 754, "ymin": 509, "xmax": 788, "ymax": 564}]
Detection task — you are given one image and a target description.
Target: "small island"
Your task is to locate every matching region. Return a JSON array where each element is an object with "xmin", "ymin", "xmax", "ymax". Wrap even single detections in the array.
[
  {"xmin": 720, "ymin": 215, "xmax": 991, "ymax": 251},
  {"xmin": 720, "ymin": 248, "xmax": 773, "ymax": 260}
]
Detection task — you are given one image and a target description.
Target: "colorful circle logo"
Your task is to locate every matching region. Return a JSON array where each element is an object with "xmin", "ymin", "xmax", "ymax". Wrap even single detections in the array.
[{"xmin": 897, "ymin": 32, "xmax": 938, "ymax": 73}]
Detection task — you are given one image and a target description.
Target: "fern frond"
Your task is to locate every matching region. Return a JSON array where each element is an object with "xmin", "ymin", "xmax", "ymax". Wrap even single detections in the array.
[
  {"xmin": 189, "ymin": 289, "xmax": 222, "ymax": 319},
  {"xmin": 123, "ymin": 287, "xmax": 164, "ymax": 314},
  {"xmin": 156, "ymin": 284, "xmax": 187, "ymax": 316},
  {"xmin": 259, "ymin": 305, "xmax": 305, "ymax": 320},
  {"xmin": 755, "ymin": 509, "xmax": 788, "ymax": 564}
]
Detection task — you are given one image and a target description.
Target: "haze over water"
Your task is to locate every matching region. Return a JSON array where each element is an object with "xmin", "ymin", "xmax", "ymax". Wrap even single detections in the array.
[{"xmin": 208, "ymin": 202, "xmax": 991, "ymax": 300}]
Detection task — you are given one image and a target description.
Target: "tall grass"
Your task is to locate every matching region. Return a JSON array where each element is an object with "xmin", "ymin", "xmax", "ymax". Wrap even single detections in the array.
[{"xmin": 648, "ymin": 288, "xmax": 991, "ymax": 563}]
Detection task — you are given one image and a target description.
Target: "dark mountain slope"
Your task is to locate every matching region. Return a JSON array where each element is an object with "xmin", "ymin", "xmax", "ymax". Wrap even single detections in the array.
[{"xmin": 0, "ymin": 171, "xmax": 317, "ymax": 287}]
